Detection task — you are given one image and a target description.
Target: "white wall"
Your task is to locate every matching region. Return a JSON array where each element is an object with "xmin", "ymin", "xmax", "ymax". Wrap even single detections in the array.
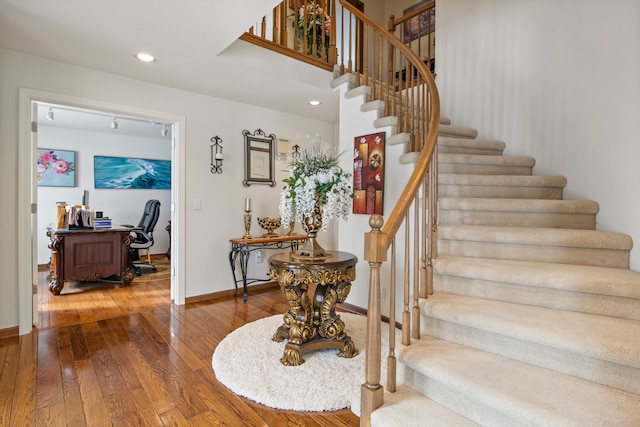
[
  {"xmin": 36, "ymin": 126, "xmax": 171, "ymax": 264},
  {"xmin": 0, "ymin": 48, "xmax": 337, "ymax": 330},
  {"xmin": 436, "ymin": 0, "xmax": 640, "ymax": 270},
  {"xmin": 335, "ymin": 81, "xmax": 415, "ymax": 311}
]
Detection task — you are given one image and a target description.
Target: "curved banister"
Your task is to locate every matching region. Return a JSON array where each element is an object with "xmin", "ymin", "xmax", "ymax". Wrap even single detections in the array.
[
  {"xmin": 335, "ymin": 2, "xmax": 440, "ymax": 425},
  {"xmin": 337, "ymin": 1, "xmax": 440, "ymax": 247}
]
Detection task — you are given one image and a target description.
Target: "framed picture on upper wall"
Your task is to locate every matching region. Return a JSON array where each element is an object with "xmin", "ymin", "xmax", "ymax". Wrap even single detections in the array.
[
  {"xmin": 352, "ymin": 132, "xmax": 385, "ymax": 215},
  {"xmin": 37, "ymin": 148, "xmax": 76, "ymax": 187},
  {"xmin": 403, "ymin": 0, "xmax": 435, "ymax": 43},
  {"xmin": 94, "ymin": 155, "xmax": 171, "ymax": 189}
]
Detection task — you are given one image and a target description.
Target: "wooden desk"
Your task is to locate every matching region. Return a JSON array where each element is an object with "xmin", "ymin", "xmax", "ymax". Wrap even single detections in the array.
[
  {"xmin": 268, "ymin": 251, "xmax": 359, "ymax": 366},
  {"xmin": 48, "ymin": 228, "xmax": 134, "ymax": 295},
  {"xmin": 228, "ymin": 235, "xmax": 307, "ymax": 301}
]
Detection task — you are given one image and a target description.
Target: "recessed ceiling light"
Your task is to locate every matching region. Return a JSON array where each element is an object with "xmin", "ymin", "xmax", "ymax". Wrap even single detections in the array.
[
  {"xmin": 135, "ymin": 53, "xmax": 156, "ymax": 63},
  {"xmin": 308, "ymin": 100, "xmax": 321, "ymax": 106}
]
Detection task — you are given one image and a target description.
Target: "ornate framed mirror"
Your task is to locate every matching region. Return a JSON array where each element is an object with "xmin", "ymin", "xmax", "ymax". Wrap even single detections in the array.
[{"xmin": 242, "ymin": 128, "xmax": 276, "ymax": 187}]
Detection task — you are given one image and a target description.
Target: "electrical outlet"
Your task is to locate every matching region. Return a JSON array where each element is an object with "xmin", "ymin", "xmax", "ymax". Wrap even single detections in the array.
[
  {"xmin": 193, "ymin": 198, "xmax": 201, "ymax": 210},
  {"xmin": 255, "ymin": 251, "xmax": 263, "ymax": 263}
]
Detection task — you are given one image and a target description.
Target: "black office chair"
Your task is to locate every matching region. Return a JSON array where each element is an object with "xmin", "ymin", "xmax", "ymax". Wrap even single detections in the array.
[{"xmin": 123, "ymin": 199, "xmax": 161, "ymax": 276}]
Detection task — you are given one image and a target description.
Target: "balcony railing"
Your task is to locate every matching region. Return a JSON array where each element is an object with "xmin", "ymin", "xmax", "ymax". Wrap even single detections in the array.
[{"xmin": 242, "ymin": 0, "xmax": 338, "ymax": 71}]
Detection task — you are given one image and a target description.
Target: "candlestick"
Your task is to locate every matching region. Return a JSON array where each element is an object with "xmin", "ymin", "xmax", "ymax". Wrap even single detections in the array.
[
  {"xmin": 243, "ymin": 210, "xmax": 252, "ymax": 239},
  {"xmin": 215, "ymin": 152, "xmax": 223, "ymax": 160},
  {"xmin": 245, "ymin": 198, "xmax": 251, "ymax": 212}
]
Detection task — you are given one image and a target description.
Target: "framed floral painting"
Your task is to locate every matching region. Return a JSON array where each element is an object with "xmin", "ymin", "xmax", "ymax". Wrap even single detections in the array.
[
  {"xmin": 37, "ymin": 148, "xmax": 76, "ymax": 187},
  {"xmin": 352, "ymin": 132, "xmax": 385, "ymax": 215}
]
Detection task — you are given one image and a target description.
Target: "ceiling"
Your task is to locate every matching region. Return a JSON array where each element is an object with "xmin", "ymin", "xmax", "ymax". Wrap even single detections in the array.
[{"xmin": 1, "ymin": 0, "xmax": 339, "ymax": 137}]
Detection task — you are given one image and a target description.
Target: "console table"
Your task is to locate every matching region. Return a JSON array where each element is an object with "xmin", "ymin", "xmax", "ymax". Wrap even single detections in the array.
[
  {"xmin": 48, "ymin": 228, "xmax": 134, "ymax": 295},
  {"xmin": 268, "ymin": 251, "xmax": 358, "ymax": 366},
  {"xmin": 228, "ymin": 235, "xmax": 307, "ymax": 301}
]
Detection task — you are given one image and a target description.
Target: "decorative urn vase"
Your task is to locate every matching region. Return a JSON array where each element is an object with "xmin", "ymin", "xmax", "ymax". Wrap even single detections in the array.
[{"xmin": 279, "ymin": 142, "xmax": 353, "ymax": 260}]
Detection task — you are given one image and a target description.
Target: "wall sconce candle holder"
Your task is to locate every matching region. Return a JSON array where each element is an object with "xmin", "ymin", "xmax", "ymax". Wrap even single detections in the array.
[
  {"xmin": 210, "ymin": 136, "xmax": 223, "ymax": 174},
  {"xmin": 291, "ymin": 144, "xmax": 301, "ymax": 160}
]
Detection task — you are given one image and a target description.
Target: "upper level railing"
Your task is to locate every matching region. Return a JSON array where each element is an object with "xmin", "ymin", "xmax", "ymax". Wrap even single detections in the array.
[
  {"xmin": 244, "ymin": 2, "xmax": 440, "ymax": 426},
  {"xmin": 388, "ymin": 0, "xmax": 436, "ymax": 76},
  {"xmin": 242, "ymin": 0, "xmax": 338, "ymax": 71}
]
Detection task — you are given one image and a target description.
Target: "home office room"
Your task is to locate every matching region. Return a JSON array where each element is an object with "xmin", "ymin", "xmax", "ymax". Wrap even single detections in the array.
[{"xmin": 35, "ymin": 103, "xmax": 173, "ymax": 327}]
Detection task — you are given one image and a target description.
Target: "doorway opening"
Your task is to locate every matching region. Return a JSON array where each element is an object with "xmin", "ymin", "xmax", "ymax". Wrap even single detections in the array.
[{"xmin": 18, "ymin": 88, "xmax": 186, "ymax": 334}]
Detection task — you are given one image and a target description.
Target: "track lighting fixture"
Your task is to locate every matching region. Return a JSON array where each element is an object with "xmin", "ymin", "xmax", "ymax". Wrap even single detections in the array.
[
  {"xmin": 161, "ymin": 124, "xmax": 168, "ymax": 136},
  {"xmin": 111, "ymin": 117, "xmax": 118, "ymax": 130},
  {"xmin": 47, "ymin": 108, "xmax": 54, "ymax": 121}
]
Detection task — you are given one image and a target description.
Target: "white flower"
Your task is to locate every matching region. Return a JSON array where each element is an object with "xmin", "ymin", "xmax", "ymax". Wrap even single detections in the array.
[{"xmin": 279, "ymin": 141, "xmax": 353, "ymax": 231}]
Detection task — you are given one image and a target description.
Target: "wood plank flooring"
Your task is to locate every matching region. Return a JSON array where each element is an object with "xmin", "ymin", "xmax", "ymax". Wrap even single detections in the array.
[
  {"xmin": 37, "ymin": 259, "xmax": 172, "ymax": 330},
  {"xmin": 2, "ymin": 273, "xmax": 360, "ymax": 426}
]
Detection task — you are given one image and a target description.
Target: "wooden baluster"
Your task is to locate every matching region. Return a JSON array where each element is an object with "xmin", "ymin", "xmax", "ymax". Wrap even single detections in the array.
[
  {"xmin": 412, "ymin": 197, "xmax": 420, "ymax": 339},
  {"xmin": 362, "ymin": 215, "xmax": 386, "ymax": 426},
  {"xmin": 402, "ymin": 211, "xmax": 410, "ymax": 346},
  {"xmin": 387, "ymin": 238, "xmax": 397, "ymax": 392},
  {"xmin": 420, "ymin": 174, "xmax": 429, "ymax": 299}
]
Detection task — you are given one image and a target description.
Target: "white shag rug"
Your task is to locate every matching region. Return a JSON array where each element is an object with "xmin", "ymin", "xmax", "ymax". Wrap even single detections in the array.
[{"xmin": 212, "ymin": 312, "xmax": 393, "ymax": 412}]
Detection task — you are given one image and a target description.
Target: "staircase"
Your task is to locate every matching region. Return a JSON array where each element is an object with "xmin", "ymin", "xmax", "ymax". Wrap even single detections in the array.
[{"xmin": 367, "ymin": 122, "xmax": 640, "ymax": 425}]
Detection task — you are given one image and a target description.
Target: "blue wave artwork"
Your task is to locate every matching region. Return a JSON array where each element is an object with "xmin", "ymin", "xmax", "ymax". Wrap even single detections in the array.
[{"xmin": 94, "ymin": 156, "xmax": 171, "ymax": 189}]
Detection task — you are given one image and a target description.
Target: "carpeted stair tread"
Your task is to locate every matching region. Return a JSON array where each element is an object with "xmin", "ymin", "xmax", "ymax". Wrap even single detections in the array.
[
  {"xmin": 439, "ymin": 197, "xmax": 599, "ymax": 229},
  {"xmin": 434, "ymin": 256, "xmax": 640, "ymax": 300},
  {"xmin": 439, "ymin": 173, "xmax": 567, "ymax": 188},
  {"xmin": 388, "ymin": 132, "xmax": 410, "ymax": 146},
  {"xmin": 438, "ymin": 124, "xmax": 478, "ymax": 139},
  {"xmin": 438, "ymin": 136, "xmax": 506, "ymax": 155},
  {"xmin": 439, "ymin": 197, "xmax": 599, "ymax": 214},
  {"xmin": 420, "ymin": 293, "xmax": 640, "ymax": 369},
  {"xmin": 330, "ymin": 71, "xmax": 355, "ymax": 90},
  {"xmin": 438, "ymin": 224, "xmax": 633, "ymax": 250},
  {"xmin": 374, "ymin": 115, "xmax": 398, "ymax": 129},
  {"xmin": 344, "ymin": 84, "xmax": 370, "ymax": 100},
  {"xmin": 439, "ymin": 153, "xmax": 536, "ymax": 167},
  {"xmin": 439, "ymin": 173, "xmax": 567, "ymax": 199},
  {"xmin": 397, "ymin": 335, "xmax": 640, "ymax": 426},
  {"xmin": 361, "ymin": 99, "xmax": 385, "ymax": 114},
  {"xmin": 370, "ymin": 386, "xmax": 479, "ymax": 427}
]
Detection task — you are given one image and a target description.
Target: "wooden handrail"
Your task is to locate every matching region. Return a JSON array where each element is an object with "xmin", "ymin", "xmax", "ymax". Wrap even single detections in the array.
[
  {"xmin": 242, "ymin": 2, "xmax": 440, "ymax": 424},
  {"xmin": 334, "ymin": 2, "xmax": 440, "ymax": 426}
]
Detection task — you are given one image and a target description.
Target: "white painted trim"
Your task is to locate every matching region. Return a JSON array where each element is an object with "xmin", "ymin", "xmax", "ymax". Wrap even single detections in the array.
[{"xmin": 17, "ymin": 88, "xmax": 186, "ymax": 334}]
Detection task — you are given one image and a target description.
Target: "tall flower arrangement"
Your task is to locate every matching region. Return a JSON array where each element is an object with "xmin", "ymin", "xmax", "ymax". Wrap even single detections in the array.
[
  {"xmin": 279, "ymin": 142, "xmax": 352, "ymax": 231},
  {"xmin": 295, "ymin": 1, "xmax": 331, "ymax": 58}
]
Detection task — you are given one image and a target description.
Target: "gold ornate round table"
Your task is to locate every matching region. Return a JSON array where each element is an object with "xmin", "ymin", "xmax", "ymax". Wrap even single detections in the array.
[{"xmin": 268, "ymin": 251, "xmax": 359, "ymax": 366}]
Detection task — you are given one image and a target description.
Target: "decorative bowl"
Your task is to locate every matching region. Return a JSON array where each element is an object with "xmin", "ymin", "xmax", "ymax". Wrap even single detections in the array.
[{"xmin": 257, "ymin": 217, "xmax": 282, "ymax": 238}]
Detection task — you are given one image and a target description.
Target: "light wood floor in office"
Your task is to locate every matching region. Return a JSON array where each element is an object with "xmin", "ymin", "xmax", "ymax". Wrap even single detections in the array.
[{"xmin": 2, "ymin": 261, "xmax": 359, "ymax": 426}]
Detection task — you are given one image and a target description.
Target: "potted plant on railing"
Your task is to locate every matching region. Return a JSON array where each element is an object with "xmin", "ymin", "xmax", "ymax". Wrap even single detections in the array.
[{"xmin": 294, "ymin": 1, "xmax": 331, "ymax": 59}]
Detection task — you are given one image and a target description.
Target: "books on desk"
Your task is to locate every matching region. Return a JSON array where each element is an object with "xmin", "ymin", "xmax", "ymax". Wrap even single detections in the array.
[{"xmin": 93, "ymin": 217, "xmax": 112, "ymax": 229}]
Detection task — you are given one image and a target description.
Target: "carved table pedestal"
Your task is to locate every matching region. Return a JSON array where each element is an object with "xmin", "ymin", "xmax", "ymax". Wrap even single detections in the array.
[{"xmin": 268, "ymin": 251, "xmax": 358, "ymax": 366}]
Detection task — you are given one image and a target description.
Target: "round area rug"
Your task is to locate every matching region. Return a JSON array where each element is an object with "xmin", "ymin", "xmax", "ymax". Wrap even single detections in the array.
[{"xmin": 212, "ymin": 312, "xmax": 393, "ymax": 412}]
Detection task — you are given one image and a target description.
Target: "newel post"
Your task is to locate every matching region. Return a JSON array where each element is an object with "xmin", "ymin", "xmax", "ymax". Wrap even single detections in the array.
[{"xmin": 361, "ymin": 214, "xmax": 387, "ymax": 426}]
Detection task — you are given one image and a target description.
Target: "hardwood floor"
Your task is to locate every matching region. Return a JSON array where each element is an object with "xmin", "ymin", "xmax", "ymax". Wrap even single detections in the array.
[
  {"xmin": 36, "ymin": 263, "xmax": 172, "ymax": 330},
  {"xmin": 2, "ymin": 273, "xmax": 360, "ymax": 426}
]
